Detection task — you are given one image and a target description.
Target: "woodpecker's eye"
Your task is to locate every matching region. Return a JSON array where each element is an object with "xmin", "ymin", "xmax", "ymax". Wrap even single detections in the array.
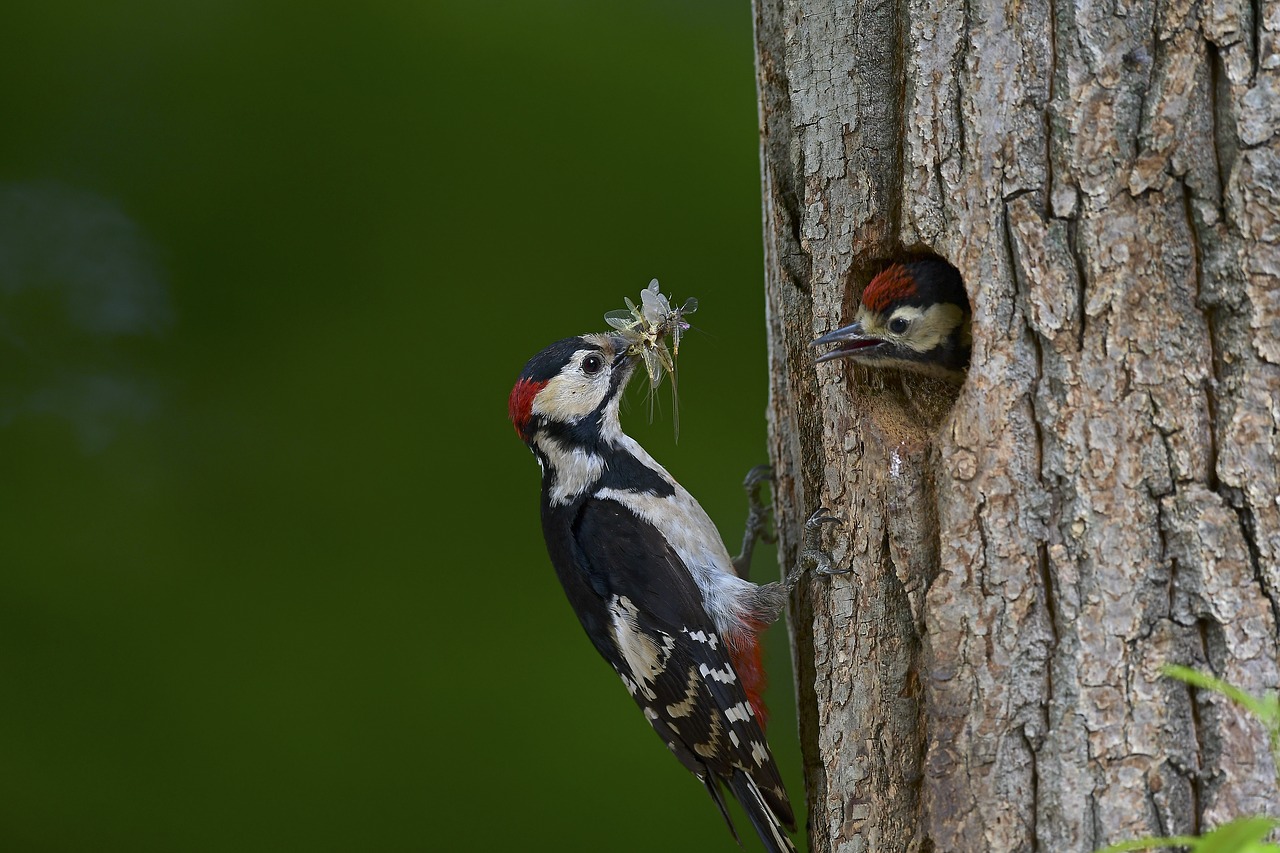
[
  {"xmin": 582, "ymin": 354, "xmax": 604, "ymax": 375},
  {"xmin": 888, "ymin": 317, "xmax": 910, "ymax": 334}
]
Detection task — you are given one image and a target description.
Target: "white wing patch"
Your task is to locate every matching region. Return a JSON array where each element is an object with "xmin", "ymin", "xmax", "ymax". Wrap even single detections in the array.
[
  {"xmin": 682, "ymin": 628, "xmax": 719, "ymax": 650},
  {"xmin": 609, "ymin": 595, "xmax": 675, "ymax": 701},
  {"xmin": 698, "ymin": 662, "xmax": 737, "ymax": 684}
]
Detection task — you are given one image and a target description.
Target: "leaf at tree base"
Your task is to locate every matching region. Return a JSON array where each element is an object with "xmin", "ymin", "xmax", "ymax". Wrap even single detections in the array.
[{"xmin": 1093, "ymin": 816, "xmax": 1280, "ymax": 853}]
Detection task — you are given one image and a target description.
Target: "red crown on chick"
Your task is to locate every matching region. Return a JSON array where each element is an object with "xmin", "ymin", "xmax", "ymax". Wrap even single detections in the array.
[{"xmin": 860, "ymin": 264, "xmax": 919, "ymax": 314}]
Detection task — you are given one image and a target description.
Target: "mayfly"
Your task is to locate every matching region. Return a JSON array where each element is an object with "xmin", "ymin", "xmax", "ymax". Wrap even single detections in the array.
[{"xmin": 605, "ymin": 279, "xmax": 698, "ymax": 438}]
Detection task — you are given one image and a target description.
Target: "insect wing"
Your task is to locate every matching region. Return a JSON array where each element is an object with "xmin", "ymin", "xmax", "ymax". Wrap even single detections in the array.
[
  {"xmin": 653, "ymin": 340, "xmax": 675, "ymax": 378},
  {"xmin": 641, "ymin": 347, "xmax": 664, "ymax": 390},
  {"xmin": 639, "ymin": 285, "xmax": 671, "ymax": 326},
  {"xmin": 605, "ymin": 309, "xmax": 640, "ymax": 331}
]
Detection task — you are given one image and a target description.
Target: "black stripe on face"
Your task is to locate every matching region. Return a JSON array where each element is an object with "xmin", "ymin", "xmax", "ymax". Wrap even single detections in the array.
[
  {"xmin": 530, "ymin": 340, "xmax": 672, "ymax": 499},
  {"xmin": 517, "ymin": 336, "xmax": 601, "ymax": 384},
  {"xmin": 604, "ymin": 352, "xmax": 637, "ymax": 408},
  {"xmin": 528, "ymin": 335, "xmax": 635, "ymax": 448}
]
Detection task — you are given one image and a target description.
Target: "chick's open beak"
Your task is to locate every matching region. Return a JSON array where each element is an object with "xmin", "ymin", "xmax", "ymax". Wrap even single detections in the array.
[{"xmin": 812, "ymin": 323, "xmax": 886, "ymax": 364}]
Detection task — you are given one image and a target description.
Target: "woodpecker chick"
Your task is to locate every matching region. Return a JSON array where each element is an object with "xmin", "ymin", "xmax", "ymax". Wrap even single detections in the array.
[
  {"xmin": 510, "ymin": 333, "xmax": 797, "ymax": 853},
  {"xmin": 813, "ymin": 258, "xmax": 971, "ymax": 378}
]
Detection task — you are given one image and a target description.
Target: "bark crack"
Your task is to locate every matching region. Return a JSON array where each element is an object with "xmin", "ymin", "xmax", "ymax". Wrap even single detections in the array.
[
  {"xmin": 1066, "ymin": 212, "xmax": 1088, "ymax": 353},
  {"xmin": 1204, "ymin": 40, "xmax": 1230, "ymax": 222},
  {"xmin": 954, "ymin": 0, "xmax": 972, "ymax": 174},
  {"xmin": 1045, "ymin": 0, "xmax": 1058, "ymax": 219},
  {"xmin": 1249, "ymin": 0, "xmax": 1261, "ymax": 83},
  {"xmin": 1187, "ymin": 631, "xmax": 1207, "ymax": 835},
  {"xmin": 1180, "ymin": 165, "xmax": 1280, "ymax": 628},
  {"xmin": 890, "ymin": 0, "xmax": 908, "ymax": 243},
  {"xmin": 1229, "ymin": 501, "xmax": 1279, "ymax": 629},
  {"xmin": 1023, "ymin": 725, "xmax": 1042, "ymax": 851}
]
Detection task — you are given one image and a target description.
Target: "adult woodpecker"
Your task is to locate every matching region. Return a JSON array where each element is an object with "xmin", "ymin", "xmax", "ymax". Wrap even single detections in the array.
[
  {"xmin": 812, "ymin": 258, "xmax": 971, "ymax": 378},
  {"xmin": 509, "ymin": 332, "xmax": 799, "ymax": 853}
]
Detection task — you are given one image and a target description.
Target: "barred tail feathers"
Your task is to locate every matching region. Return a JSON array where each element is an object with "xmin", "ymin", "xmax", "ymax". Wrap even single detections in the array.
[
  {"xmin": 727, "ymin": 769, "xmax": 797, "ymax": 853},
  {"xmin": 700, "ymin": 773, "xmax": 741, "ymax": 845}
]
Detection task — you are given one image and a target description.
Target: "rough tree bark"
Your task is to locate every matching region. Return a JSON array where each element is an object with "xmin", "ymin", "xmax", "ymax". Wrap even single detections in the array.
[{"xmin": 754, "ymin": 1, "xmax": 1280, "ymax": 851}]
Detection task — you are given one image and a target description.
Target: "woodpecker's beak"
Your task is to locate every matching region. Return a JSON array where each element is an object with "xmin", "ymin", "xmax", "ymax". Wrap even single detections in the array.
[
  {"xmin": 812, "ymin": 323, "xmax": 886, "ymax": 364},
  {"xmin": 607, "ymin": 334, "xmax": 639, "ymax": 365}
]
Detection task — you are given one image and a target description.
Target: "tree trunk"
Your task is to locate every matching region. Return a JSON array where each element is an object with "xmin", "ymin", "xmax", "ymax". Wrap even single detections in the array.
[{"xmin": 754, "ymin": 1, "xmax": 1280, "ymax": 851}]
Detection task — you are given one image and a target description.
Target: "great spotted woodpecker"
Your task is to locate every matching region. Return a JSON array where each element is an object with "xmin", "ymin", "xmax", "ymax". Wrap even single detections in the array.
[
  {"xmin": 812, "ymin": 258, "xmax": 971, "ymax": 378},
  {"xmin": 509, "ymin": 332, "xmax": 800, "ymax": 853}
]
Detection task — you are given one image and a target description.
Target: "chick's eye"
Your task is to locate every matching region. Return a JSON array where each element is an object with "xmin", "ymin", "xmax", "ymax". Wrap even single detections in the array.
[
  {"xmin": 889, "ymin": 317, "xmax": 909, "ymax": 334},
  {"xmin": 582, "ymin": 354, "xmax": 604, "ymax": 375}
]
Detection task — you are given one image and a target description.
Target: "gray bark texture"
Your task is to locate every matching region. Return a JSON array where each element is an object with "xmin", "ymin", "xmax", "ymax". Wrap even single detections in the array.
[{"xmin": 753, "ymin": 0, "xmax": 1280, "ymax": 851}]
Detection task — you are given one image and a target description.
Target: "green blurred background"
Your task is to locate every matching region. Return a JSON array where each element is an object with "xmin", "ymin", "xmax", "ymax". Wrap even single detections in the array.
[{"xmin": 1, "ymin": 2, "xmax": 804, "ymax": 850}]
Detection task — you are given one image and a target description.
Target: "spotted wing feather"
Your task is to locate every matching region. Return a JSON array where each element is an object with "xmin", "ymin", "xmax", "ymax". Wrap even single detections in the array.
[{"xmin": 567, "ymin": 497, "xmax": 796, "ymax": 848}]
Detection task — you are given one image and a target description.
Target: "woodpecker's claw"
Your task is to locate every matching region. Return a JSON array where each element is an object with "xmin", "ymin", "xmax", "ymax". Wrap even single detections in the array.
[
  {"xmin": 733, "ymin": 464, "xmax": 777, "ymax": 580},
  {"xmin": 801, "ymin": 508, "xmax": 848, "ymax": 577},
  {"xmin": 775, "ymin": 507, "xmax": 848, "ymax": 593}
]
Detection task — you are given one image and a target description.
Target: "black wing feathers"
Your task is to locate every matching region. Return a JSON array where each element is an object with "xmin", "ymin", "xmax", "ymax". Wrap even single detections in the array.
[
  {"xmin": 571, "ymin": 500, "xmax": 706, "ymax": 631},
  {"xmin": 560, "ymin": 497, "xmax": 795, "ymax": 850}
]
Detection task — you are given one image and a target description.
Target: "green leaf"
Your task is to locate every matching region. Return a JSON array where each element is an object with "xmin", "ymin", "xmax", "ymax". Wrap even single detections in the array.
[
  {"xmin": 1194, "ymin": 817, "xmax": 1280, "ymax": 853},
  {"xmin": 1161, "ymin": 665, "xmax": 1272, "ymax": 721},
  {"xmin": 1094, "ymin": 817, "xmax": 1280, "ymax": 853},
  {"xmin": 1162, "ymin": 664, "xmax": 1280, "ymax": 787}
]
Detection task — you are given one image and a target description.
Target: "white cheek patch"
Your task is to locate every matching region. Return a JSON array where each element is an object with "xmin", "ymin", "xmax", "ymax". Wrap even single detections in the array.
[
  {"xmin": 909, "ymin": 302, "xmax": 965, "ymax": 351},
  {"xmin": 531, "ymin": 351, "xmax": 610, "ymax": 424},
  {"xmin": 862, "ymin": 303, "xmax": 964, "ymax": 354}
]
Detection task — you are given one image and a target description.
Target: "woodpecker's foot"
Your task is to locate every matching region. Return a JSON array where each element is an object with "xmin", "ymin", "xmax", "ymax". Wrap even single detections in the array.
[
  {"xmin": 732, "ymin": 464, "xmax": 777, "ymax": 581},
  {"xmin": 773, "ymin": 508, "xmax": 846, "ymax": 593},
  {"xmin": 796, "ymin": 507, "xmax": 847, "ymax": 582},
  {"xmin": 753, "ymin": 508, "xmax": 848, "ymax": 620}
]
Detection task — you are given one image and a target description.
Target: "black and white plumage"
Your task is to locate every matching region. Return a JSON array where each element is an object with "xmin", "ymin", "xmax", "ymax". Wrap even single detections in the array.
[{"xmin": 509, "ymin": 333, "xmax": 796, "ymax": 853}]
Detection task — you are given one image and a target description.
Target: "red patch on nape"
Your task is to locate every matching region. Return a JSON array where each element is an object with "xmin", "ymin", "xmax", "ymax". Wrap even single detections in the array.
[
  {"xmin": 727, "ymin": 621, "xmax": 770, "ymax": 729},
  {"xmin": 508, "ymin": 378, "xmax": 546, "ymax": 439},
  {"xmin": 861, "ymin": 264, "xmax": 918, "ymax": 314}
]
